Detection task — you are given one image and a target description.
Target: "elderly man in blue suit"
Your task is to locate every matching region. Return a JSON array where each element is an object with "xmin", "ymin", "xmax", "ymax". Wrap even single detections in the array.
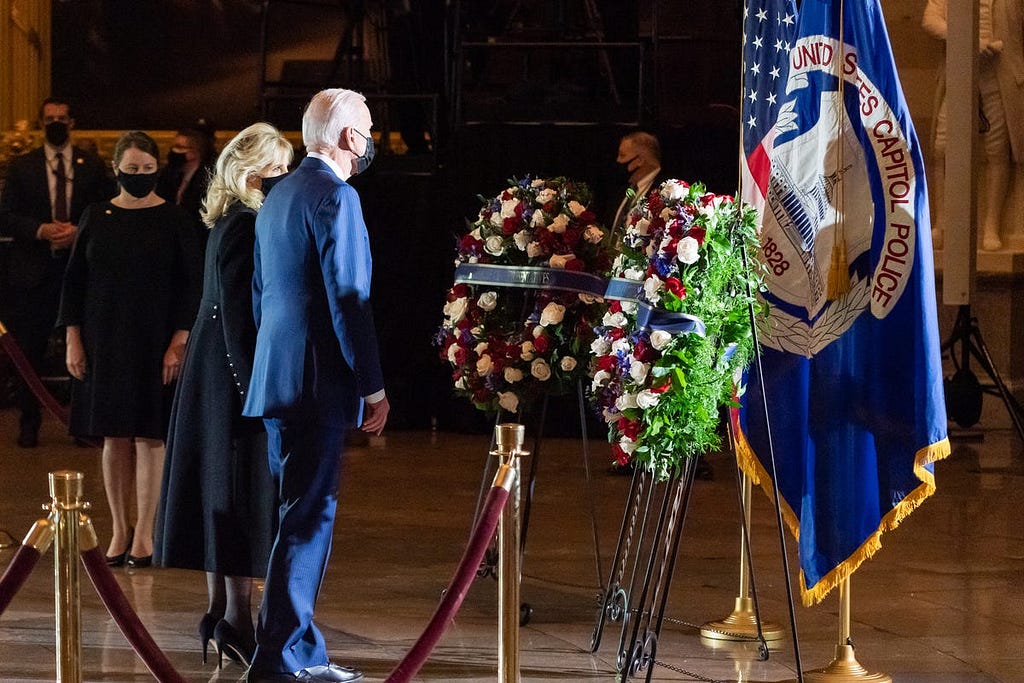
[{"xmin": 242, "ymin": 88, "xmax": 389, "ymax": 683}]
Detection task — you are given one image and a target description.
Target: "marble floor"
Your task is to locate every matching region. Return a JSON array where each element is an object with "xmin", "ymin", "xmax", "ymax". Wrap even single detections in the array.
[{"xmin": 0, "ymin": 408, "xmax": 1022, "ymax": 682}]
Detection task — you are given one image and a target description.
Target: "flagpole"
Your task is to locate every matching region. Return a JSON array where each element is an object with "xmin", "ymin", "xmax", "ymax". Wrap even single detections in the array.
[
  {"xmin": 704, "ymin": 0, "xmax": 790, "ymax": 655},
  {"xmin": 795, "ymin": 578, "xmax": 891, "ymax": 683}
]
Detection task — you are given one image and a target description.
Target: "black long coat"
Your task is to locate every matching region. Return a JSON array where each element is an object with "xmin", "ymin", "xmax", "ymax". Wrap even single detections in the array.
[{"xmin": 155, "ymin": 204, "xmax": 276, "ymax": 577}]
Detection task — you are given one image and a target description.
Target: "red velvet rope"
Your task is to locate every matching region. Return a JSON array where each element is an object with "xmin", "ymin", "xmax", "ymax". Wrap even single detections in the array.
[
  {"xmin": 80, "ymin": 546, "xmax": 186, "ymax": 683},
  {"xmin": 0, "ymin": 325, "xmax": 70, "ymax": 425},
  {"xmin": 385, "ymin": 484, "xmax": 511, "ymax": 683},
  {"xmin": 0, "ymin": 544, "xmax": 42, "ymax": 618}
]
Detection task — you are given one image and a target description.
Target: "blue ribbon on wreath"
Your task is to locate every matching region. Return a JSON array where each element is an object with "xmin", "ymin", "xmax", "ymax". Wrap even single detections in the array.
[
  {"xmin": 454, "ymin": 263, "xmax": 608, "ymax": 297},
  {"xmin": 635, "ymin": 304, "xmax": 707, "ymax": 337}
]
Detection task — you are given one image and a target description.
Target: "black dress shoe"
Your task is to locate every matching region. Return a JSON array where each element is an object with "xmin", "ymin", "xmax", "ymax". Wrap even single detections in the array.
[
  {"xmin": 17, "ymin": 427, "xmax": 38, "ymax": 448},
  {"xmin": 126, "ymin": 554, "xmax": 152, "ymax": 568},
  {"xmin": 299, "ymin": 663, "xmax": 363, "ymax": 682}
]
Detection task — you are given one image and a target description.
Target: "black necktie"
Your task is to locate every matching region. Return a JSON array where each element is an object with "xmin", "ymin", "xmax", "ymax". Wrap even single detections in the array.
[{"xmin": 53, "ymin": 154, "xmax": 69, "ymax": 222}]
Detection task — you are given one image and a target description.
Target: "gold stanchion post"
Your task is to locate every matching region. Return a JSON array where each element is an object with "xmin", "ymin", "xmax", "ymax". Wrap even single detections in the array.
[
  {"xmin": 494, "ymin": 423, "xmax": 525, "ymax": 683},
  {"xmin": 701, "ymin": 473, "xmax": 785, "ymax": 643},
  {"xmin": 799, "ymin": 578, "xmax": 891, "ymax": 683},
  {"xmin": 49, "ymin": 470, "xmax": 88, "ymax": 683}
]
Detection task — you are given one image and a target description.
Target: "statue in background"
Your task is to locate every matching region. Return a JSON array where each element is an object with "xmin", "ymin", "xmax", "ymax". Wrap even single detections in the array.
[{"xmin": 923, "ymin": 0, "xmax": 1024, "ymax": 251}]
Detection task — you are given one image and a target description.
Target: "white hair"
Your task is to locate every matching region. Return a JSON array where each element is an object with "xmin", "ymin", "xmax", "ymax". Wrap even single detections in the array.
[{"xmin": 302, "ymin": 88, "xmax": 367, "ymax": 152}]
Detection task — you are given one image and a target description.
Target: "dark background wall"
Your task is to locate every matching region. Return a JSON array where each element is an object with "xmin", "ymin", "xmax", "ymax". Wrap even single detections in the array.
[{"xmin": 51, "ymin": 0, "xmax": 744, "ymax": 431}]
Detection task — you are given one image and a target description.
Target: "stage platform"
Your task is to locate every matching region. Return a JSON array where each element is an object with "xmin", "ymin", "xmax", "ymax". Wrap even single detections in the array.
[{"xmin": 0, "ymin": 410, "xmax": 1021, "ymax": 682}]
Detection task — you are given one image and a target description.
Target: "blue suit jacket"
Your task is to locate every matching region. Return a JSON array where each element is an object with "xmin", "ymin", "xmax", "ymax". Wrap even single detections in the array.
[{"xmin": 242, "ymin": 156, "xmax": 383, "ymax": 426}]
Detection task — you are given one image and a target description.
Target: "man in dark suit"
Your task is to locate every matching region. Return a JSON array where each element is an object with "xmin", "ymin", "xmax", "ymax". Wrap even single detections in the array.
[
  {"xmin": 242, "ymin": 88, "xmax": 388, "ymax": 683},
  {"xmin": 609, "ymin": 130, "xmax": 665, "ymax": 246},
  {"xmin": 0, "ymin": 97, "xmax": 111, "ymax": 447}
]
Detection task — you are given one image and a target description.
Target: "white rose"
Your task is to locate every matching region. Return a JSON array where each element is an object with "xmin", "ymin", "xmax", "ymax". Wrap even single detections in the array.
[
  {"xmin": 591, "ymin": 337, "xmax": 611, "ymax": 355},
  {"xmin": 636, "ymin": 389, "xmax": 661, "ymax": 409},
  {"xmin": 560, "ymin": 356, "xmax": 578, "ymax": 372},
  {"xmin": 446, "ymin": 343, "xmax": 460, "ymax": 364},
  {"xmin": 476, "ymin": 354, "xmax": 493, "ymax": 376},
  {"xmin": 455, "ymin": 376, "xmax": 468, "ymax": 390},
  {"xmin": 500, "ymin": 198, "xmax": 520, "ymax": 218},
  {"xmin": 471, "ymin": 326, "xmax": 482, "ymax": 336},
  {"xmin": 531, "ymin": 209, "xmax": 546, "ymax": 227},
  {"xmin": 539, "ymin": 302, "xmax": 566, "ymax": 326},
  {"xmin": 548, "ymin": 214, "xmax": 570, "ymax": 234},
  {"xmin": 526, "ymin": 242, "xmax": 546, "ymax": 258},
  {"xmin": 578, "ymin": 292, "xmax": 601, "ymax": 304},
  {"xmin": 612, "ymin": 253, "xmax": 626, "ymax": 272},
  {"xmin": 624, "ymin": 267, "xmax": 645, "ymax": 281},
  {"xmin": 531, "ymin": 178, "xmax": 544, "ymax": 187},
  {"xmin": 514, "ymin": 230, "xmax": 531, "ymax": 250},
  {"xmin": 643, "ymin": 276, "xmax": 663, "ymax": 303},
  {"xmin": 602, "ymin": 408, "xmax": 620, "ymax": 423},
  {"xmin": 603, "ymin": 311, "xmax": 627, "ymax": 328},
  {"xmin": 650, "ymin": 330, "xmax": 673, "ymax": 350},
  {"xmin": 443, "ymin": 297, "xmax": 468, "ymax": 324},
  {"xmin": 659, "ymin": 207, "xmax": 673, "ymax": 221},
  {"xmin": 615, "ymin": 393, "xmax": 638, "ymax": 411},
  {"xmin": 584, "ymin": 225, "xmax": 604, "ymax": 243},
  {"xmin": 661, "ymin": 180, "xmax": 688, "ymax": 202},
  {"xmin": 536, "ymin": 188, "xmax": 556, "ymax": 204},
  {"xmin": 504, "ymin": 367, "xmax": 524, "ymax": 383},
  {"xmin": 676, "ymin": 236, "xmax": 700, "ymax": 265},
  {"xmin": 532, "ymin": 325, "xmax": 544, "ymax": 338},
  {"xmin": 621, "ymin": 301, "xmax": 638, "ymax": 314},
  {"xmin": 568, "ymin": 200, "xmax": 586, "ymax": 216},
  {"xmin": 611, "ymin": 338, "xmax": 631, "ymax": 355},
  {"xmin": 484, "ymin": 235, "xmax": 506, "ymax": 256},
  {"xmin": 629, "ymin": 361, "xmax": 649, "ymax": 383},
  {"xmin": 531, "ymin": 358, "xmax": 552, "ymax": 381},
  {"xmin": 520, "ymin": 341, "xmax": 536, "ymax": 361},
  {"xmin": 477, "ymin": 291, "xmax": 498, "ymax": 311},
  {"xmin": 618, "ymin": 438, "xmax": 637, "ymax": 454},
  {"xmin": 634, "ymin": 217, "xmax": 651, "ymax": 236},
  {"xmin": 498, "ymin": 391, "xmax": 520, "ymax": 413},
  {"xmin": 549, "ymin": 253, "xmax": 575, "ymax": 269},
  {"xmin": 592, "ymin": 369, "xmax": 611, "ymax": 390},
  {"xmin": 474, "ymin": 341, "xmax": 489, "ymax": 354},
  {"xmin": 490, "ymin": 211, "xmax": 504, "ymax": 228}
]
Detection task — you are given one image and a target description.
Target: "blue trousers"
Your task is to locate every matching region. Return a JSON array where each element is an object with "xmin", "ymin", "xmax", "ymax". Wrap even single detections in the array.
[{"xmin": 250, "ymin": 416, "xmax": 346, "ymax": 675}]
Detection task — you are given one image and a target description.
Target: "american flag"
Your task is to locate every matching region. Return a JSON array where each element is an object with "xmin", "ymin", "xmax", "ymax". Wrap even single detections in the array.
[{"xmin": 740, "ymin": 0, "xmax": 798, "ymax": 211}]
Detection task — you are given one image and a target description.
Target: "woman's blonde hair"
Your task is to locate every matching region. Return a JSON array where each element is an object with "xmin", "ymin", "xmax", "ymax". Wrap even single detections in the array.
[{"xmin": 200, "ymin": 122, "xmax": 294, "ymax": 227}]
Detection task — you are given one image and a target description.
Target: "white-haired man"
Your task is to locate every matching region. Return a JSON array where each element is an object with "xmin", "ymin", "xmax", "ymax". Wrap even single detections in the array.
[{"xmin": 242, "ymin": 88, "xmax": 389, "ymax": 683}]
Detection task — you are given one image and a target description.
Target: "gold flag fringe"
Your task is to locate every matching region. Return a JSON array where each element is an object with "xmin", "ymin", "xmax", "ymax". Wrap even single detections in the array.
[{"xmin": 731, "ymin": 409, "xmax": 951, "ymax": 606}]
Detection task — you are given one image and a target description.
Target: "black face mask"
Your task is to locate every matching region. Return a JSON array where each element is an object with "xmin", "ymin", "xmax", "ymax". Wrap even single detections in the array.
[
  {"xmin": 353, "ymin": 132, "xmax": 375, "ymax": 174},
  {"xmin": 260, "ymin": 172, "xmax": 289, "ymax": 195},
  {"xmin": 45, "ymin": 121, "xmax": 70, "ymax": 147},
  {"xmin": 619, "ymin": 155, "xmax": 639, "ymax": 175},
  {"xmin": 116, "ymin": 171, "xmax": 159, "ymax": 199},
  {"xmin": 166, "ymin": 151, "xmax": 187, "ymax": 168}
]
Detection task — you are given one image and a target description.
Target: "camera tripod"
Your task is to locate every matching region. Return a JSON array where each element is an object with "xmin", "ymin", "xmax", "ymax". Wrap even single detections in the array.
[{"xmin": 941, "ymin": 303, "xmax": 1024, "ymax": 442}]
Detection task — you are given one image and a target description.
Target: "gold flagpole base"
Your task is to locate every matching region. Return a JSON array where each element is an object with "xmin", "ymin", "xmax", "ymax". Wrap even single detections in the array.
[
  {"xmin": 795, "ymin": 645, "xmax": 892, "ymax": 683},
  {"xmin": 700, "ymin": 596, "xmax": 786, "ymax": 641}
]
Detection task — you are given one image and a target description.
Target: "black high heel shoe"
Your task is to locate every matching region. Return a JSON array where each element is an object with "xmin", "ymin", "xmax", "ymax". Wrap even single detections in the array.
[
  {"xmin": 105, "ymin": 528, "xmax": 134, "ymax": 567},
  {"xmin": 213, "ymin": 619, "xmax": 255, "ymax": 669},
  {"xmin": 198, "ymin": 612, "xmax": 221, "ymax": 665}
]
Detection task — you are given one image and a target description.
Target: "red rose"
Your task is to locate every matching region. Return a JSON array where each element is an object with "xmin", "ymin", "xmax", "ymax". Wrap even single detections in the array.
[
  {"xmin": 450, "ymin": 283, "xmax": 469, "ymax": 299},
  {"xmin": 611, "ymin": 442, "xmax": 631, "ymax": 466},
  {"xmin": 565, "ymin": 258, "xmax": 585, "ymax": 271},
  {"xmin": 607, "ymin": 327, "xmax": 625, "ymax": 341},
  {"xmin": 688, "ymin": 227, "xmax": 706, "ymax": 245},
  {"xmin": 609, "ymin": 300, "xmax": 622, "ymax": 313},
  {"xmin": 502, "ymin": 216, "xmax": 519, "ymax": 234},
  {"xmin": 651, "ymin": 381, "xmax": 672, "ymax": 394},
  {"xmin": 632, "ymin": 340, "xmax": 658, "ymax": 362},
  {"xmin": 532, "ymin": 334, "xmax": 550, "ymax": 354},
  {"xmin": 596, "ymin": 354, "xmax": 618, "ymax": 372},
  {"xmin": 665, "ymin": 277, "xmax": 686, "ymax": 298},
  {"xmin": 619, "ymin": 419, "xmax": 642, "ymax": 441}
]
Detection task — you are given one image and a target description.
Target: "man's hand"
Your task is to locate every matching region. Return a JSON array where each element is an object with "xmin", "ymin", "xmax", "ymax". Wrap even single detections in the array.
[
  {"xmin": 361, "ymin": 395, "xmax": 390, "ymax": 435},
  {"xmin": 37, "ymin": 222, "xmax": 77, "ymax": 250}
]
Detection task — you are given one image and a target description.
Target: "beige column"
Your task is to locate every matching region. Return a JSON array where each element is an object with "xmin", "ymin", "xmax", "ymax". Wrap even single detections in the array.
[{"xmin": 1, "ymin": 0, "xmax": 51, "ymax": 130}]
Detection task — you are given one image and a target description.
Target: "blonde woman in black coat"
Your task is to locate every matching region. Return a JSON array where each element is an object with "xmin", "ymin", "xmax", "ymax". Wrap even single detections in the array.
[{"xmin": 156, "ymin": 123, "xmax": 293, "ymax": 669}]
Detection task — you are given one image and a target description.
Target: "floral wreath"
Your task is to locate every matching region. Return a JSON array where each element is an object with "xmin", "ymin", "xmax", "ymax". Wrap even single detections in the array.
[
  {"xmin": 437, "ymin": 177, "xmax": 613, "ymax": 414},
  {"xmin": 590, "ymin": 180, "xmax": 763, "ymax": 479}
]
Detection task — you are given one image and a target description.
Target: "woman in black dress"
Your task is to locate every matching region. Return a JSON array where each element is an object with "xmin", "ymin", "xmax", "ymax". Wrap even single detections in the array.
[
  {"xmin": 155, "ymin": 123, "xmax": 293, "ymax": 668},
  {"xmin": 58, "ymin": 131, "xmax": 199, "ymax": 569}
]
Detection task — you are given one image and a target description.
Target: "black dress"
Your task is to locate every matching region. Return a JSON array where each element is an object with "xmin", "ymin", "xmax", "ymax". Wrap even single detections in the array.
[
  {"xmin": 57, "ymin": 201, "xmax": 198, "ymax": 439},
  {"xmin": 155, "ymin": 205, "xmax": 276, "ymax": 578}
]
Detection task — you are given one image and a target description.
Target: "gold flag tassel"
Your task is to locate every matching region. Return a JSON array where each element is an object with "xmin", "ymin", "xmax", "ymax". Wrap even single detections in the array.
[
  {"xmin": 826, "ymin": 1, "xmax": 850, "ymax": 302},
  {"xmin": 826, "ymin": 226, "xmax": 850, "ymax": 300}
]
